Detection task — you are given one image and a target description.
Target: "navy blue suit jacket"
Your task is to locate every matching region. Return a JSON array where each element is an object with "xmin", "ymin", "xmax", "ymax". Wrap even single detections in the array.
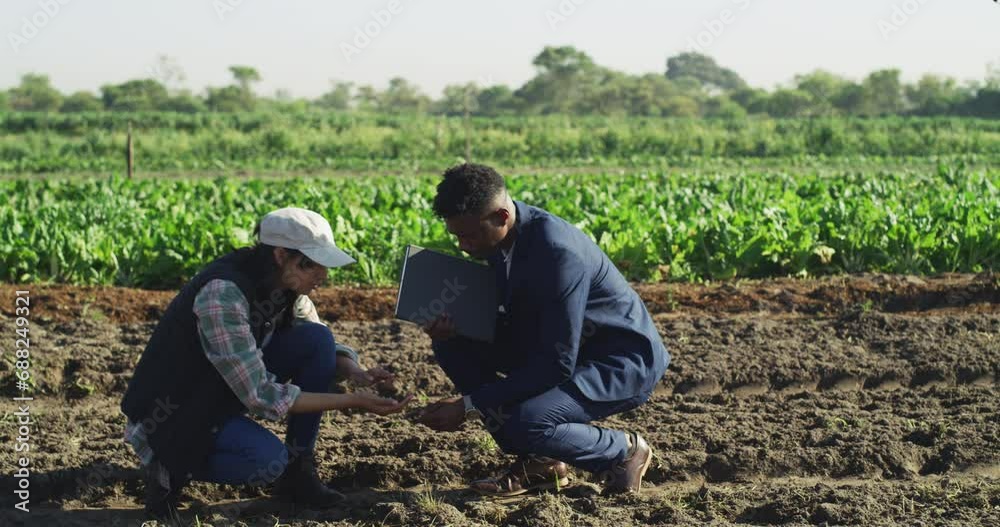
[{"xmin": 469, "ymin": 201, "xmax": 670, "ymax": 411}]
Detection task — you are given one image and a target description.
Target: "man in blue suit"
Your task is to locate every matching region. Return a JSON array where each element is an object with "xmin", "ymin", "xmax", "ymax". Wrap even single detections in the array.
[{"xmin": 419, "ymin": 163, "xmax": 670, "ymax": 495}]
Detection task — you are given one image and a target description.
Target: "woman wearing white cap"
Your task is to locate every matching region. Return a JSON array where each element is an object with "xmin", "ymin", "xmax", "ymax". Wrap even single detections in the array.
[{"xmin": 121, "ymin": 207, "xmax": 411, "ymax": 519}]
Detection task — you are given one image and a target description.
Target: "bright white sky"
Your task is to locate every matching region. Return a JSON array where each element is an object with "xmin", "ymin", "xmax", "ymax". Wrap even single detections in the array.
[{"xmin": 2, "ymin": 0, "xmax": 998, "ymax": 98}]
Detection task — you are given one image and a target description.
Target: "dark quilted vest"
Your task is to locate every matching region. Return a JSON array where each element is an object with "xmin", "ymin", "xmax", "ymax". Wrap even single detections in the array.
[{"xmin": 121, "ymin": 247, "xmax": 297, "ymax": 480}]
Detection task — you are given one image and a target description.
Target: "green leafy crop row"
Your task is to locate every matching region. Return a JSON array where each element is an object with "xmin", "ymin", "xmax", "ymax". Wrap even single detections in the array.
[{"xmin": 2, "ymin": 164, "xmax": 996, "ymax": 288}]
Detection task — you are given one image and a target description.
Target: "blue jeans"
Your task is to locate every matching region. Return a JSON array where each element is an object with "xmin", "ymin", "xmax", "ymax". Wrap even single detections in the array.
[
  {"xmin": 432, "ymin": 336, "xmax": 648, "ymax": 474},
  {"xmin": 191, "ymin": 322, "xmax": 338, "ymax": 485}
]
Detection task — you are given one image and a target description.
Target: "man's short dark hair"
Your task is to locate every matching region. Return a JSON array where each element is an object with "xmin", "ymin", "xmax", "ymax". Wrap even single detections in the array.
[{"xmin": 432, "ymin": 163, "xmax": 506, "ymax": 219}]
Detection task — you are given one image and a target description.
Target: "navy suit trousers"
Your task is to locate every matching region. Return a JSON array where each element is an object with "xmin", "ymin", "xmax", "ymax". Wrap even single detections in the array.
[{"xmin": 432, "ymin": 336, "xmax": 649, "ymax": 474}]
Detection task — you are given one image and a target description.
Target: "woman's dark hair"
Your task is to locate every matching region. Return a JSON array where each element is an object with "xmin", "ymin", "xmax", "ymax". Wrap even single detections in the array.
[{"xmin": 432, "ymin": 163, "xmax": 506, "ymax": 219}]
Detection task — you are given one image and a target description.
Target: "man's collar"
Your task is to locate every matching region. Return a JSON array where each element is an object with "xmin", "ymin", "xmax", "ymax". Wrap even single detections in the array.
[
  {"xmin": 489, "ymin": 200, "xmax": 527, "ymax": 265},
  {"xmin": 512, "ymin": 200, "xmax": 528, "ymax": 234}
]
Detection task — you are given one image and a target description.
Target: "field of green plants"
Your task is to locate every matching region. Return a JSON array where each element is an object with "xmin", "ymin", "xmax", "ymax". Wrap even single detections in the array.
[
  {"xmin": 4, "ymin": 112, "xmax": 1000, "ymax": 173},
  {"xmin": 2, "ymin": 163, "xmax": 996, "ymax": 288},
  {"xmin": 3, "ymin": 112, "xmax": 997, "ymax": 288}
]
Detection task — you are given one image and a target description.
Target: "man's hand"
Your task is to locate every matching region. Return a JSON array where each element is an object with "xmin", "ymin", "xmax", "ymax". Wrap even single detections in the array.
[
  {"xmin": 423, "ymin": 314, "xmax": 456, "ymax": 341},
  {"xmin": 418, "ymin": 396, "xmax": 466, "ymax": 431},
  {"xmin": 351, "ymin": 392, "xmax": 414, "ymax": 416}
]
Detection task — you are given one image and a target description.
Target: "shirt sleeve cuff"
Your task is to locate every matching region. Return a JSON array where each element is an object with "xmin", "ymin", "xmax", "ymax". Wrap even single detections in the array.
[
  {"xmin": 463, "ymin": 394, "xmax": 482, "ymax": 418},
  {"xmin": 268, "ymin": 382, "xmax": 302, "ymax": 421}
]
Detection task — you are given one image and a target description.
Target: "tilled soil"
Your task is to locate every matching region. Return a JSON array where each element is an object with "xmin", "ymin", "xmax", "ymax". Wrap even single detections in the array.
[{"xmin": 0, "ymin": 274, "xmax": 997, "ymax": 526}]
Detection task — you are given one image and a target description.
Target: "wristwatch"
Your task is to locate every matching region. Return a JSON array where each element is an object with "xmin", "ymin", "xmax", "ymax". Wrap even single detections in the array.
[{"xmin": 462, "ymin": 395, "xmax": 483, "ymax": 419}]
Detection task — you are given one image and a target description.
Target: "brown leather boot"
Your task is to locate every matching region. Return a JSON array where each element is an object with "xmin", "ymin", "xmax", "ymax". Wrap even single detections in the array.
[
  {"xmin": 604, "ymin": 432, "xmax": 653, "ymax": 494},
  {"xmin": 471, "ymin": 456, "xmax": 571, "ymax": 497},
  {"xmin": 274, "ymin": 451, "xmax": 345, "ymax": 508}
]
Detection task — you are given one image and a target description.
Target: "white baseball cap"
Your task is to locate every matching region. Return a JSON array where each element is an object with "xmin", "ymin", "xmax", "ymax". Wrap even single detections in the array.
[{"xmin": 258, "ymin": 207, "xmax": 356, "ymax": 268}]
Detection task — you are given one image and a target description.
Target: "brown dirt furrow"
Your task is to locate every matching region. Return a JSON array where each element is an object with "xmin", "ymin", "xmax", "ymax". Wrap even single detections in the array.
[{"xmin": 2, "ymin": 272, "xmax": 997, "ymax": 325}]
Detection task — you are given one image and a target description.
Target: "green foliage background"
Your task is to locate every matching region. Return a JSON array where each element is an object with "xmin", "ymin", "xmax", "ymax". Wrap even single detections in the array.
[{"xmin": 4, "ymin": 113, "xmax": 1000, "ymax": 173}]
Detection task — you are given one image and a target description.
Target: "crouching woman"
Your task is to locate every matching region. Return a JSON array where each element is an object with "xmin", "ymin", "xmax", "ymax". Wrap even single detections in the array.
[{"xmin": 121, "ymin": 207, "xmax": 411, "ymax": 519}]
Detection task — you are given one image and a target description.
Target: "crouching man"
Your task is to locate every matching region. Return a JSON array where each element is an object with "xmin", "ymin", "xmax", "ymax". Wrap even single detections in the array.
[{"xmin": 419, "ymin": 164, "xmax": 669, "ymax": 495}]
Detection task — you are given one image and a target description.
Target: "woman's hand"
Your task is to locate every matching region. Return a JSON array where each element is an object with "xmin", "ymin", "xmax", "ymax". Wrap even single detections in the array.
[
  {"xmin": 291, "ymin": 391, "xmax": 412, "ymax": 414},
  {"xmin": 351, "ymin": 392, "xmax": 414, "ymax": 415}
]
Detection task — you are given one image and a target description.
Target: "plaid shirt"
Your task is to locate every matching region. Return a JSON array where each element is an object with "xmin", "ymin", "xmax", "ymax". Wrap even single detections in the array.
[{"xmin": 124, "ymin": 279, "xmax": 358, "ymax": 467}]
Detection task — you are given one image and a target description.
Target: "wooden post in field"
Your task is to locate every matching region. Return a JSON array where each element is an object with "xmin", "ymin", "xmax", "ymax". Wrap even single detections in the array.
[{"xmin": 126, "ymin": 121, "xmax": 134, "ymax": 179}]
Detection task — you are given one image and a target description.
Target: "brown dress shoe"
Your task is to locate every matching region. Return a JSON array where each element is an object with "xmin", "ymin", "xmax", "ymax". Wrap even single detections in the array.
[
  {"xmin": 604, "ymin": 432, "xmax": 653, "ymax": 494},
  {"xmin": 470, "ymin": 456, "xmax": 571, "ymax": 497}
]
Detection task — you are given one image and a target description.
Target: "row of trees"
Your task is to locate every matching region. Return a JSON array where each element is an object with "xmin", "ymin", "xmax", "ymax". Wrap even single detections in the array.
[
  {"xmin": 2, "ymin": 64, "xmax": 262, "ymax": 114},
  {"xmin": 4, "ymin": 48, "xmax": 999, "ymax": 118}
]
